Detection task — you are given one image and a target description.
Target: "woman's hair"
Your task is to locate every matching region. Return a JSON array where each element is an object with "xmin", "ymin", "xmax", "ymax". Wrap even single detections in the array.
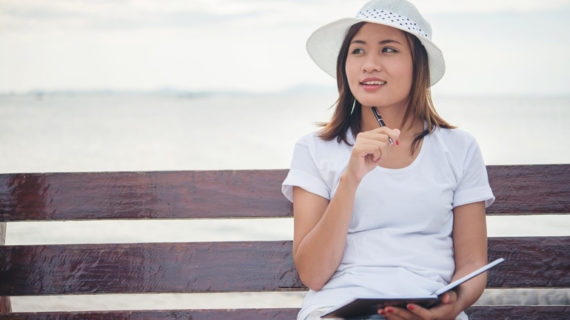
[{"xmin": 319, "ymin": 22, "xmax": 454, "ymax": 154}]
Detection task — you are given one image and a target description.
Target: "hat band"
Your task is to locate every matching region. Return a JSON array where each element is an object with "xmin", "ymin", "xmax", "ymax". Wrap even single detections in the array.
[{"xmin": 356, "ymin": 9, "xmax": 430, "ymax": 40}]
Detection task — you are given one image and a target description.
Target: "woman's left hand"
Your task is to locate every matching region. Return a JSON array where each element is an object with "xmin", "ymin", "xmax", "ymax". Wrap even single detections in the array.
[{"xmin": 379, "ymin": 291, "xmax": 461, "ymax": 320}]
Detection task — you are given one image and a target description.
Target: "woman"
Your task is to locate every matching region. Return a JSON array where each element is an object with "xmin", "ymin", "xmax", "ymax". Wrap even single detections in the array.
[{"xmin": 281, "ymin": 0, "xmax": 495, "ymax": 319}]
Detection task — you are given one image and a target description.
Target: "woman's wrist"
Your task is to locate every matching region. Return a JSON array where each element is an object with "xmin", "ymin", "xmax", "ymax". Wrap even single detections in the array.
[{"xmin": 340, "ymin": 170, "xmax": 361, "ymax": 191}]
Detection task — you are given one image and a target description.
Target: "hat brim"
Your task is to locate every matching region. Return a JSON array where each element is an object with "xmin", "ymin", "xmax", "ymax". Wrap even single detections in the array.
[{"xmin": 306, "ymin": 17, "xmax": 445, "ymax": 86}]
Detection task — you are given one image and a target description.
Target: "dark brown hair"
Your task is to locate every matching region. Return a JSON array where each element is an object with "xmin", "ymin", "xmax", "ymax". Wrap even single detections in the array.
[{"xmin": 319, "ymin": 22, "xmax": 454, "ymax": 154}]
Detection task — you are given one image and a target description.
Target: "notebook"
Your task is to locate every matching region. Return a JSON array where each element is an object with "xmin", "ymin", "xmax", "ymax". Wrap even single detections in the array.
[{"xmin": 321, "ymin": 258, "xmax": 505, "ymax": 318}]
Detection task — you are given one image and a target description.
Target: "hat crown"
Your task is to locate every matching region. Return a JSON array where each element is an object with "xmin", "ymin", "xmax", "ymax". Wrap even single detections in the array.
[{"xmin": 357, "ymin": 0, "xmax": 432, "ymax": 40}]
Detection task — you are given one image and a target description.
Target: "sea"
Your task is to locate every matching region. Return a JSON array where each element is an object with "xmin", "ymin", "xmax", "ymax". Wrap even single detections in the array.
[{"xmin": 1, "ymin": 92, "xmax": 569, "ymax": 311}]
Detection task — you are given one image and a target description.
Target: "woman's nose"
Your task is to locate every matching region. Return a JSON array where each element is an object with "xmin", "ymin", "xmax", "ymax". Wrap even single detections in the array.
[{"xmin": 362, "ymin": 59, "xmax": 382, "ymax": 73}]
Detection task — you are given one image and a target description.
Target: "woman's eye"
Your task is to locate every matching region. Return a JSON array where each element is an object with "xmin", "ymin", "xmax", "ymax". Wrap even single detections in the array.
[
  {"xmin": 351, "ymin": 48, "xmax": 364, "ymax": 55},
  {"xmin": 382, "ymin": 47, "xmax": 398, "ymax": 53}
]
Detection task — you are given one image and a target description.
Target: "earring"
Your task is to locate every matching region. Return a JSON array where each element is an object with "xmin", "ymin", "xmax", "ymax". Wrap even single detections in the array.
[{"xmin": 350, "ymin": 99, "xmax": 357, "ymax": 115}]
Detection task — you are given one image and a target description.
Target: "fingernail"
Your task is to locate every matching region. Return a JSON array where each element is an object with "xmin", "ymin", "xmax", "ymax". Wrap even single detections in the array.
[
  {"xmin": 407, "ymin": 305, "xmax": 414, "ymax": 311},
  {"xmin": 396, "ymin": 140, "xmax": 399, "ymax": 146},
  {"xmin": 379, "ymin": 310, "xmax": 386, "ymax": 316},
  {"xmin": 386, "ymin": 307, "xmax": 393, "ymax": 313}
]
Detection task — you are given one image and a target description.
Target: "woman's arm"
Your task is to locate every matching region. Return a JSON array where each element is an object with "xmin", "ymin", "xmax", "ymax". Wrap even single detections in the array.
[
  {"xmin": 292, "ymin": 173, "xmax": 358, "ymax": 291},
  {"xmin": 381, "ymin": 201, "xmax": 488, "ymax": 320},
  {"xmin": 293, "ymin": 128, "xmax": 400, "ymax": 291},
  {"xmin": 448, "ymin": 201, "xmax": 488, "ymax": 312}
]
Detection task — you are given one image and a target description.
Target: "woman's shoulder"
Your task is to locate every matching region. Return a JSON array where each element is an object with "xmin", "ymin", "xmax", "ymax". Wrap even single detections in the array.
[
  {"xmin": 430, "ymin": 127, "xmax": 483, "ymax": 163},
  {"xmin": 432, "ymin": 126, "xmax": 479, "ymax": 148},
  {"xmin": 295, "ymin": 130, "xmax": 352, "ymax": 153}
]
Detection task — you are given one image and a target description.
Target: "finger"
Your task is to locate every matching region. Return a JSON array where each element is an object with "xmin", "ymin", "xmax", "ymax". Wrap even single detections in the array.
[
  {"xmin": 389, "ymin": 128, "xmax": 400, "ymax": 146},
  {"xmin": 360, "ymin": 140, "xmax": 388, "ymax": 156},
  {"xmin": 362, "ymin": 128, "xmax": 398, "ymax": 142},
  {"xmin": 441, "ymin": 291, "xmax": 457, "ymax": 304},
  {"xmin": 356, "ymin": 142, "xmax": 383, "ymax": 160},
  {"xmin": 370, "ymin": 129, "xmax": 400, "ymax": 146},
  {"xmin": 384, "ymin": 307, "xmax": 420, "ymax": 320},
  {"xmin": 368, "ymin": 127, "xmax": 400, "ymax": 139},
  {"xmin": 405, "ymin": 304, "xmax": 432, "ymax": 319},
  {"xmin": 357, "ymin": 133, "xmax": 391, "ymax": 147}
]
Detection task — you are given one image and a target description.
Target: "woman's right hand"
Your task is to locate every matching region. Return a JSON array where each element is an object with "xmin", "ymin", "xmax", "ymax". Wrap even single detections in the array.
[{"xmin": 344, "ymin": 127, "xmax": 400, "ymax": 183}]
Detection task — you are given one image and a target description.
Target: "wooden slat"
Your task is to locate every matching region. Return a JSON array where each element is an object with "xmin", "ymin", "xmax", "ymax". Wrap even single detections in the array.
[
  {"xmin": 1, "ymin": 306, "xmax": 569, "ymax": 320},
  {"xmin": 1, "ymin": 237, "xmax": 568, "ymax": 296},
  {"xmin": 466, "ymin": 306, "xmax": 570, "ymax": 320},
  {"xmin": 487, "ymin": 165, "xmax": 570, "ymax": 214},
  {"xmin": 0, "ymin": 297, "xmax": 9, "ymax": 314},
  {"xmin": 0, "ymin": 170, "xmax": 292, "ymax": 221},
  {"xmin": 486, "ymin": 237, "xmax": 570, "ymax": 288},
  {"xmin": 0, "ymin": 221, "xmax": 11, "ymax": 313},
  {"xmin": 0, "ymin": 241, "xmax": 302, "ymax": 295},
  {"xmin": 1, "ymin": 165, "xmax": 569, "ymax": 222},
  {"xmin": 0, "ymin": 308, "xmax": 299, "ymax": 320}
]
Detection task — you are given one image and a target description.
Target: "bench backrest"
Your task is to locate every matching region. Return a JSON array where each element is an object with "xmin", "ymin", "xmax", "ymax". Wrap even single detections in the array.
[{"xmin": 1, "ymin": 165, "xmax": 569, "ymax": 319}]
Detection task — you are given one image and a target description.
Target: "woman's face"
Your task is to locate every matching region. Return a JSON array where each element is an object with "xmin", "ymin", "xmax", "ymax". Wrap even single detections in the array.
[{"xmin": 345, "ymin": 23, "xmax": 413, "ymax": 110}]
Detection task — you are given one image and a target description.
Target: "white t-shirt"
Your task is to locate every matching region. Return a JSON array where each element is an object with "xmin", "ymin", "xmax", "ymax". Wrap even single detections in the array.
[{"xmin": 282, "ymin": 127, "xmax": 495, "ymax": 320}]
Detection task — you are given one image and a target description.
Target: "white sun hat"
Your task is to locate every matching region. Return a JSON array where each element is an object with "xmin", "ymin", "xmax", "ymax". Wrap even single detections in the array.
[{"xmin": 306, "ymin": 0, "xmax": 445, "ymax": 86}]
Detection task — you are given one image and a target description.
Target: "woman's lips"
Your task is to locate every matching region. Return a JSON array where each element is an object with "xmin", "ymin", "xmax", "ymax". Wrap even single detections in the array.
[{"xmin": 360, "ymin": 79, "xmax": 387, "ymax": 91}]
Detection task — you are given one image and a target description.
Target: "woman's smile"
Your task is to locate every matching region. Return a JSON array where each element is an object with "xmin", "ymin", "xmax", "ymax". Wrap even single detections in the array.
[{"xmin": 360, "ymin": 77, "xmax": 387, "ymax": 91}]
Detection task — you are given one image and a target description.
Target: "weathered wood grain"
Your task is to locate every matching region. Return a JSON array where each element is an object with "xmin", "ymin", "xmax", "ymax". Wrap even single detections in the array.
[
  {"xmin": 0, "ymin": 241, "xmax": 302, "ymax": 295},
  {"xmin": 0, "ymin": 170, "xmax": 291, "ymax": 221},
  {"xmin": 487, "ymin": 237, "xmax": 570, "ymax": 288},
  {"xmin": 1, "ymin": 237, "xmax": 568, "ymax": 296},
  {"xmin": 486, "ymin": 165, "xmax": 570, "ymax": 214},
  {"xmin": 0, "ymin": 308, "xmax": 299, "ymax": 320},
  {"xmin": 1, "ymin": 306, "xmax": 569, "ymax": 320},
  {"xmin": 466, "ymin": 306, "xmax": 570, "ymax": 320},
  {"xmin": 1, "ymin": 165, "xmax": 569, "ymax": 222}
]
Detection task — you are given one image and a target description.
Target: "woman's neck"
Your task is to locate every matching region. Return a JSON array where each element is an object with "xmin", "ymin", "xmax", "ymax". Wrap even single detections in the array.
[{"xmin": 360, "ymin": 104, "xmax": 423, "ymax": 140}]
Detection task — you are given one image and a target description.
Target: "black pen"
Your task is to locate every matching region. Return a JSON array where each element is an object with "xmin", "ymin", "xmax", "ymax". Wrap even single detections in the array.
[{"xmin": 371, "ymin": 107, "xmax": 394, "ymax": 145}]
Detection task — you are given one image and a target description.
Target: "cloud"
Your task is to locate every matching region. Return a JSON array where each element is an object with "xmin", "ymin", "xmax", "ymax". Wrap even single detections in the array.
[
  {"xmin": 2, "ymin": 0, "xmax": 568, "ymax": 34},
  {"xmin": 0, "ymin": 0, "xmax": 352, "ymax": 31},
  {"xmin": 0, "ymin": 0, "xmax": 568, "ymax": 94},
  {"xmin": 414, "ymin": 0, "xmax": 570, "ymax": 13}
]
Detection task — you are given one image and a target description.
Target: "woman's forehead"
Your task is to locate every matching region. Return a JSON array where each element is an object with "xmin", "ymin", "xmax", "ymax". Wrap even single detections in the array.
[{"xmin": 353, "ymin": 22, "xmax": 407, "ymax": 42}]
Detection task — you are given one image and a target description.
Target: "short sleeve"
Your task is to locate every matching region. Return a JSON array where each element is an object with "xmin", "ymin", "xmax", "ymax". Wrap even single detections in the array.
[
  {"xmin": 281, "ymin": 136, "xmax": 330, "ymax": 202},
  {"xmin": 453, "ymin": 139, "xmax": 495, "ymax": 208}
]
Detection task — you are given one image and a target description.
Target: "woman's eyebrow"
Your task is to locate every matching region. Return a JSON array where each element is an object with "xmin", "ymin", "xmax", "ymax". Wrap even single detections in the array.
[
  {"xmin": 379, "ymin": 39, "xmax": 401, "ymax": 45},
  {"xmin": 350, "ymin": 39, "xmax": 402, "ymax": 45}
]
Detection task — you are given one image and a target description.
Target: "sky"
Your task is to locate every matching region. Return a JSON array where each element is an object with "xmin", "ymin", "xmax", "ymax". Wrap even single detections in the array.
[{"xmin": 0, "ymin": 0, "xmax": 569, "ymax": 95}]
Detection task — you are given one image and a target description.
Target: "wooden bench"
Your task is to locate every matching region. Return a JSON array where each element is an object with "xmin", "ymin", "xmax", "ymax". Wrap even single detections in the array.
[{"xmin": 0, "ymin": 165, "xmax": 569, "ymax": 319}]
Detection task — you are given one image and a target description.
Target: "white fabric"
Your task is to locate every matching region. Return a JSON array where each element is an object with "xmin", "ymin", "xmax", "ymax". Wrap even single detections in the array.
[{"xmin": 282, "ymin": 127, "xmax": 494, "ymax": 320}]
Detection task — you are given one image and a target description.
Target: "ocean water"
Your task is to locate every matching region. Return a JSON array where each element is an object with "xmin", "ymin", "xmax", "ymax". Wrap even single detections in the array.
[
  {"xmin": 1, "ymin": 92, "xmax": 569, "ymax": 311},
  {"xmin": 1, "ymin": 92, "xmax": 569, "ymax": 174}
]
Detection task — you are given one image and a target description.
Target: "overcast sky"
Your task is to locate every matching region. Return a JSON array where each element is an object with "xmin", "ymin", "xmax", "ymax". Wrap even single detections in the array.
[{"xmin": 0, "ymin": 0, "xmax": 569, "ymax": 95}]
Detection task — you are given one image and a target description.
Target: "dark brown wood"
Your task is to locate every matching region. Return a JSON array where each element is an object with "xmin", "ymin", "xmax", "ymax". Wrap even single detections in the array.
[
  {"xmin": 486, "ymin": 164, "xmax": 570, "ymax": 214},
  {"xmin": 0, "ymin": 170, "xmax": 292, "ymax": 222},
  {"xmin": 466, "ymin": 306, "xmax": 570, "ymax": 320},
  {"xmin": 0, "ymin": 241, "xmax": 303, "ymax": 296},
  {"xmin": 0, "ymin": 296, "xmax": 10, "ymax": 314},
  {"xmin": 1, "ymin": 306, "xmax": 569, "ymax": 320},
  {"xmin": 486, "ymin": 237, "xmax": 570, "ymax": 288},
  {"xmin": 1, "ymin": 165, "xmax": 569, "ymax": 222},
  {"xmin": 1, "ymin": 237, "xmax": 568, "ymax": 296},
  {"xmin": 0, "ymin": 308, "xmax": 299, "ymax": 320},
  {"xmin": 0, "ymin": 221, "xmax": 10, "ymax": 314}
]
